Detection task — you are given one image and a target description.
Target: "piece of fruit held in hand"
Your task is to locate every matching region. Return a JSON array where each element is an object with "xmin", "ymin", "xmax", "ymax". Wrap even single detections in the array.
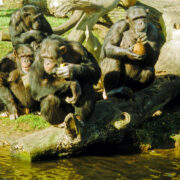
[
  {"xmin": 60, "ymin": 63, "xmax": 67, "ymax": 67},
  {"xmin": 133, "ymin": 42, "xmax": 146, "ymax": 55}
]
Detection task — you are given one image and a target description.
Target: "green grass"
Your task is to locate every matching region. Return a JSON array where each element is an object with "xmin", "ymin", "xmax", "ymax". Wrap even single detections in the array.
[
  {"xmin": 0, "ymin": 8, "xmax": 15, "ymax": 31},
  {"xmin": 1, "ymin": 114, "xmax": 50, "ymax": 132},
  {"xmin": 0, "ymin": 8, "xmax": 15, "ymax": 58},
  {"xmin": 15, "ymin": 114, "xmax": 50, "ymax": 130}
]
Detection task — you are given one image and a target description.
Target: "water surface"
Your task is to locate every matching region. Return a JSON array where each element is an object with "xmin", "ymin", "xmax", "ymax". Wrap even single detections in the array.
[{"xmin": 0, "ymin": 147, "xmax": 179, "ymax": 179}]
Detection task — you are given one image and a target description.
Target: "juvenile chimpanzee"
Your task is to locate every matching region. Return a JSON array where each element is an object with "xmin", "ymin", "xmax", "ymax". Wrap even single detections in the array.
[
  {"xmin": 0, "ymin": 44, "xmax": 38, "ymax": 120},
  {"xmin": 29, "ymin": 35, "xmax": 101, "ymax": 126},
  {"xmin": 9, "ymin": 4, "xmax": 53, "ymax": 50},
  {"xmin": 100, "ymin": 5, "xmax": 160, "ymax": 99}
]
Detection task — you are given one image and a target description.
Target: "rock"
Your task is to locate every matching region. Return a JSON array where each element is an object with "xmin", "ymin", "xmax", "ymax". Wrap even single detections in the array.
[{"xmin": 155, "ymin": 11, "xmax": 180, "ymax": 75}]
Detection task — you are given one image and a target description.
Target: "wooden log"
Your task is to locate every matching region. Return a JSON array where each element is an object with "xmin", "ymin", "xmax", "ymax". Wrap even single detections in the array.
[
  {"xmin": 11, "ymin": 75, "xmax": 180, "ymax": 161},
  {"xmin": 0, "ymin": 31, "xmax": 10, "ymax": 41}
]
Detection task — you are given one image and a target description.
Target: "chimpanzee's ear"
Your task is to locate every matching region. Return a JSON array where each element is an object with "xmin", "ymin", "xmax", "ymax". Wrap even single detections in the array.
[{"xmin": 59, "ymin": 45, "xmax": 67, "ymax": 55}]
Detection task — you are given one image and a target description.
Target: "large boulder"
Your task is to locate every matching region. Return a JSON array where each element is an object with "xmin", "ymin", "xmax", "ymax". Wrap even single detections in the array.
[{"xmin": 155, "ymin": 11, "xmax": 180, "ymax": 75}]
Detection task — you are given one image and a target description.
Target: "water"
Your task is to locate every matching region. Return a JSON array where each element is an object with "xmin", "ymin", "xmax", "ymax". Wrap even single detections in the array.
[{"xmin": 0, "ymin": 147, "xmax": 180, "ymax": 180}]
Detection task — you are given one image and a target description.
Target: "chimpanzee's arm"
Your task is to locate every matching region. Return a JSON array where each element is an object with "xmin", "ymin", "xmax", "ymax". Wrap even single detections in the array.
[
  {"xmin": 144, "ymin": 23, "xmax": 160, "ymax": 66},
  {"xmin": 102, "ymin": 20, "xmax": 129, "ymax": 58},
  {"xmin": 68, "ymin": 52, "xmax": 101, "ymax": 85},
  {"xmin": 40, "ymin": 17, "xmax": 53, "ymax": 35},
  {"xmin": 10, "ymin": 28, "xmax": 45, "ymax": 46},
  {"xmin": 101, "ymin": 20, "xmax": 144, "ymax": 61},
  {"xmin": 57, "ymin": 43, "xmax": 101, "ymax": 85}
]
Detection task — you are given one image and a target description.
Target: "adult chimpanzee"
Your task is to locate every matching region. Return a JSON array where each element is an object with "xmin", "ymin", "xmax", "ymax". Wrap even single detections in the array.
[
  {"xmin": 29, "ymin": 35, "xmax": 101, "ymax": 127},
  {"xmin": 0, "ymin": 44, "xmax": 38, "ymax": 120},
  {"xmin": 9, "ymin": 4, "xmax": 53, "ymax": 50},
  {"xmin": 100, "ymin": 5, "xmax": 160, "ymax": 99}
]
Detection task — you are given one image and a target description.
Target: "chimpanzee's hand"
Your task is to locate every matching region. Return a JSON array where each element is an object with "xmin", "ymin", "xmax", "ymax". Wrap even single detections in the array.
[
  {"xmin": 136, "ymin": 32, "xmax": 148, "ymax": 44},
  {"xmin": 125, "ymin": 49, "xmax": 146, "ymax": 61},
  {"xmin": 30, "ymin": 41, "xmax": 40, "ymax": 50},
  {"xmin": 8, "ymin": 70, "xmax": 20, "ymax": 82},
  {"xmin": 56, "ymin": 63, "xmax": 80, "ymax": 79},
  {"xmin": 56, "ymin": 65, "xmax": 70, "ymax": 78},
  {"xmin": 29, "ymin": 30, "xmax": 44, "ymax": 42}
]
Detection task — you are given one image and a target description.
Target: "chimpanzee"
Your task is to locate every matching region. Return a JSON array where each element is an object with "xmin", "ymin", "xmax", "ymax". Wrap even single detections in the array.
[
  {"xmin": 100, "ymin": 5, "xmax": 160, "ymax": 99},
  {"xmin": 9, "ymin": 4, "xmax": 53, "ymax": 50},
  {"xmin": 0, "ymin": 44, "xmax": 38, "ymax": 120},
  {"xmin": 29, "ymin": 35, "xmax": 101, "ymax": 126}
]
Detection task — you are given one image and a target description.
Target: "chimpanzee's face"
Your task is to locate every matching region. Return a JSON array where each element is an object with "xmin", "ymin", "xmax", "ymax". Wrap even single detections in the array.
[
  {"xmin": 40, "ymin": 40, "xmax": 63, "ymax": 74},
  {"xmin": 15, "ymin": 45, "xmax": 34, "ymax": 74},
  {"xmin": 20, "ymin": 54, "xmax": 33, "ymax": 73},
  {"xmin": 21, "ymin": 6, "xmax": 42, "ymax": 30},
  {"xmin": 127, "ymin": 7, "xmax": 148, "ymax": 34},
  {"xmin": 43, "ymin": 58, "xmax": 58, "ymax": 74}
]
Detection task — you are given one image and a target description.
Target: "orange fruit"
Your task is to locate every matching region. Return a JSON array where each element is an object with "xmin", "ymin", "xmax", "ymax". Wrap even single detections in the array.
[{"xmin": 133, "ymin": 42, "xmax": 146, "ymax": 55}]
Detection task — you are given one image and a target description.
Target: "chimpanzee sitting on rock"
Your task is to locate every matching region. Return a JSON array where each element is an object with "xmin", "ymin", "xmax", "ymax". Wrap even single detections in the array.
[
  {"xmin": 29, "ymin": 35, "xmax": 101, "ymax": 135},
  {"xmin": 100, "ymin": 5, "xmax": 160, "ymax": 99}
]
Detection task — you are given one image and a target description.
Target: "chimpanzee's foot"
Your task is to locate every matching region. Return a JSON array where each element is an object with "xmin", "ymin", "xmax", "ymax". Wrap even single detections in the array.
[
  {"xmin": 64, "ymin": 113, "xmax": 83, "ymax": 138},
  {"xmin": 0, "ymin": 111, "xmax": 9, "ymax": 117},
  {"xmin": 9, "ymin": 113, "xmax": 19, "ymax": 120},
  {"xmin": 107, "ymin": 87, "xmax": 133, "ymax": 99},
  {"xmin": 65, "ymin": 96, "xmax": 77, "ymax": 104},
  {"xmin": 102, "ymin": 89, "xmax": 108, "ymax": 100}
]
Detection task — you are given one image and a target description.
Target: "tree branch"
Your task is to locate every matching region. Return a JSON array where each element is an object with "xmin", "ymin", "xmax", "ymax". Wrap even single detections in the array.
[{"xmin": 53, "ymin": 11, "xmax": 83, "ymax": 35}]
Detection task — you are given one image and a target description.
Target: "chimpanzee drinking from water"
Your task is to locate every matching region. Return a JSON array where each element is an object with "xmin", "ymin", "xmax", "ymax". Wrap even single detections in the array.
[
  {"xmin": 100, "ymin": 5, "xmax": 160, "ymax": 99},
  {"xmin": 0, "ymin": 44, "xmax": 38, "ymax": 120},
  {"xmin": 29, "ymin": 35, "xmax": 101, "ymax": 127},
  {"xmin": 9, "ymin": 4, "xmax": 53, "ymax": 50}
]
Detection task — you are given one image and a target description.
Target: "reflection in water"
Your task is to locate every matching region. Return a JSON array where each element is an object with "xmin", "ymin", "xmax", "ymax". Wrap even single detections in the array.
[{"xmin": 0, "ymin": 147, "xmax": 180, "ymax": 179}]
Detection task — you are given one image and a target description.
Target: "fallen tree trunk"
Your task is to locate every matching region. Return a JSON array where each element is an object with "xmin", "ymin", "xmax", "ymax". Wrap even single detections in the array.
[{"xmin": 11, "ymin": 74, "xmax": 180, "ymax": 161}]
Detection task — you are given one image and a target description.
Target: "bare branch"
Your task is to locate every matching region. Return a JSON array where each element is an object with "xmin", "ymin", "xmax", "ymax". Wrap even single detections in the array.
[{"xmin": 53, "ymin": 11, "xmax": 83, "ymax": 35}]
